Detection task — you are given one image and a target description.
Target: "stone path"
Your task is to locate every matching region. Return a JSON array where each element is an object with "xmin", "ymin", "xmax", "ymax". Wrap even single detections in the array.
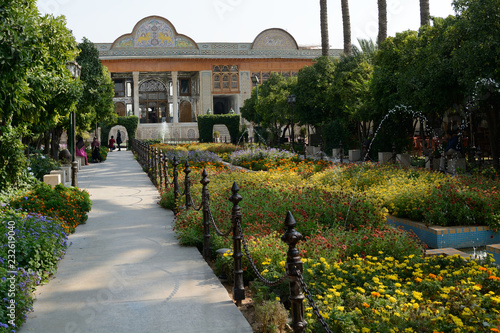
[{"xmin": 19, "ymin": 150, "xmax": 253, "ymax": 333}]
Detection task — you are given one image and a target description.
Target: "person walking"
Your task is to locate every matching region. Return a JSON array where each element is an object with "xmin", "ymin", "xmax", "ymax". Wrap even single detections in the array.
[
  {"xmin": 117, "ymin": 130, "xmax": 122, "ymax": 151},
  {"xmin": 108, "ymin": 135, "xmax": 116, "ymax": 151}
]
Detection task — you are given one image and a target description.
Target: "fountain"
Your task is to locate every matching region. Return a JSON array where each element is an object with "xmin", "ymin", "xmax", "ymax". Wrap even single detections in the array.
[{"xmin": 160, "ymin": 121, "xmax": 170, "ymax": 144}]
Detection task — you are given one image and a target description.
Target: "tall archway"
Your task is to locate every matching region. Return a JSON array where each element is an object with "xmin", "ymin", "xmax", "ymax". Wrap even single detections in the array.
[
  {"xmin": 139, "ymin": 79, "xmax": 168, "ymax": 123},
  {"xmin": 179, "ymin": 100, "xmax": 193, "ymax": 122}
]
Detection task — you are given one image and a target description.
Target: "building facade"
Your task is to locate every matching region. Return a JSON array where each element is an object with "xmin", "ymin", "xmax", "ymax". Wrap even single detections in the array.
[{"xmin": 97, "ymin": 15, "xmax": 340, "ymax": 141}]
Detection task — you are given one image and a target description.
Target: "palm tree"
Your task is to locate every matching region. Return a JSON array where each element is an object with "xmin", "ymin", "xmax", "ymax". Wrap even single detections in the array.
[
  {"xmin": 420, "ymin": 0, "xmax": 430, "ymax": 26},
  {"xmin": 354, "ymin": 39, "xmax": 378, "ymax": 60},
  {"xmin": 320, "ymin": 0, "xmax": 329, "ymax": 57},
  {"xmin": 377, "ymin": 0, "xmax": 387, "ymax": 46},
  {"xmin": 341, "ymin": 0, "xmax": 352, "ymax": 56}
]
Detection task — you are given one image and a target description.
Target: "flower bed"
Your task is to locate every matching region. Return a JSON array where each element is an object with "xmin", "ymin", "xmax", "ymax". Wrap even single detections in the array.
[
  {"xmin": 153, "ymin": 143, "xmax": 228, "ymax": 173},
  {"xmin": 165, "ymin": 167, "xmax": 423, "ymax": 265},
  {"xmin": 311, "ymin": 163, "xmax": 500, "ymax": 230},
  {"xmin": 297, "ymin": 253, "xmax": 500, "ymax": 332},
  {"xmin": 158, "ymin": 147, "xmax": 500, "ymax": 331},
  {"xmin": 0, "ymin": 208, "xmax": 69, "ymax": 331},
  {"xmin": 9, "ymin": 183, "xmax": 91, "ymax": 233},
  {"xmin": 0, "ymin": 181, "xmax": 92, "ymax": 332}
]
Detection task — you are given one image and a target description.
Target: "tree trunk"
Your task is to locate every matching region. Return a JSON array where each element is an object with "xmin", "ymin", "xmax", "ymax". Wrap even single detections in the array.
[
  {"xmin": 377, "ymin": 0, "xmax": 387, "ymax": 47},
  {"xmin": 43, "ymin": 131, "xmax": 50, "ymax": 155},
  {"xmin": 320, "ymin": 0, "xmax": 329, "ymax": 57},
  {"xmin": 420, "ymin": 0, "xmax": 430, "ymax": 26},
  {"xmin": 341, "ymin": 0, "xmax": 352, "ymax": 56},
  {"xmin": 50, "ymin": 126, "xmax": 64, "ymax": 161}
]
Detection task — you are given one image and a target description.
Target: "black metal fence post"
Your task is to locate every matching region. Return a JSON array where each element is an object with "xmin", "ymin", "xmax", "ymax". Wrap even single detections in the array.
[
  {"xmin": 184, "ymin": 161, "xmax": 192, "ymax": 210},
  {"xmin": 281, "ymin": 211, "xmax": 307, "ymax": 333},
  {"xmin": 158, "ymin": 149, "xmax": 164, "ymax": 190},
  {"xmin": 146, "ymin": 143, "xmax": 149, "ymax": 168},
  {"xmin": 142, "ymin": 142, "xmax": 146, "ymax": 166},
  {"xmin": 229, "ymin": 182, "xmax": 245, "ymax": 306},
  {"xmin": 172, "ymin": 156, "xmax": 180, "ymax": 213},
  {"xmin": 163, "ymin": 152, "xmax": 169, "ymax": 187},
  {"xmin": 201, "ymin": 169, "xmax": 211, "ymax": 260},
  {"xmin": 153, "ymin": 147, "xmax": 158, "ymax": 187}
]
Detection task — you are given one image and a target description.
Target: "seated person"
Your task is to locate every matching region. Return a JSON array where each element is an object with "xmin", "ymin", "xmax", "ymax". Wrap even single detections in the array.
[
  {"xmin": 108, "ymin": 136, "xmax": 116, "ymax": 151},
  {"xmin": 75, "ymin": 136, "xmax": 89, "ymax": 165},
  {"xmin": 91, "ymin": 137, "xmax": 102, "ymax": 162}
]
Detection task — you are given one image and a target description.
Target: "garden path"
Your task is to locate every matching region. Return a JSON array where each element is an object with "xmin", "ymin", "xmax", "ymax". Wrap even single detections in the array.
[{"xmin": 19, "ymin": 150, "xmax": 253, "ymax": 333}]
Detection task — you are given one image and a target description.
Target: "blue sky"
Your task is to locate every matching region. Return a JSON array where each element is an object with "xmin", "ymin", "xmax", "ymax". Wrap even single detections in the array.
[{"xmin": 37, "ymin": 0, "xmax": 456, "ymax": 48}]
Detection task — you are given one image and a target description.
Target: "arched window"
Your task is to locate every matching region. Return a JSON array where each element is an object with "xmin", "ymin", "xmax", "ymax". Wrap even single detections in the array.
[
  {"xmin": 214, "ymin": 74, "xmax": 221, "ymax": 89},
  {"xmin": 139, "ymin": 79, "xmax": 168, "ymax": 123}
]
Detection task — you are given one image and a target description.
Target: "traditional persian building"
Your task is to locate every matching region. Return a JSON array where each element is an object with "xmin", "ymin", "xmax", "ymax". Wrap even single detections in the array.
[{"xmin": 96, "ymin": 15, "xmax": 340, "ymax": 140}]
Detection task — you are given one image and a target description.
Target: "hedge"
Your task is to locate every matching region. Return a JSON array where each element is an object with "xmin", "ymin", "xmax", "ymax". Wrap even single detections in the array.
[
  {"xmin": 100, "ymin": 116, "xmax": 139, "ymax": 148},
  {"xmin": 197, "ymin": 114, "xmax": 240, "ymax": 144}
]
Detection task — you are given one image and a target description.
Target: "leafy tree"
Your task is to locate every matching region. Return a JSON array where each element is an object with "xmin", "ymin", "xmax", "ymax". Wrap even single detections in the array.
[
  {"xmin": 26, "ymin": 14, "xmax": 82, "ymax": 158},
  {"xmin": 321, "ymin": 40, "xmax": 376, "ymax": 153},
  {"xmin": 0, "ymin": 0, "xmax": 46, "ymax": 127},
  {"xmin": 241, "ymin": 73, "xmax": 296, "ymax": 145},
  {"xmin": 452, "ymin": 0, "xmax": 500, "ymax": 170},
  {"xmin": 0, "ymin": 125, "xmax": 29, "ymax": 188},
  {"xmin": 0, "ymin": 0, "xmax": 81, "ymax": 185},
  {"xmin": 331, "ymin": 41, "xmax": 376, "ymax": 137},
  {"xmin": 294, "ymin": 57, "xmax": 337, "ymax": 138},
  {"xmin": 75, "ymin": 38, "xmax": 116, "ymax": 134}
]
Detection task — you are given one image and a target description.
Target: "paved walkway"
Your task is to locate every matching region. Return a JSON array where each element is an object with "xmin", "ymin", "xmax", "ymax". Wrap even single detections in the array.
[{"xmin": 19, "ymin": 150, "xmax": 253, "ymax": 333}]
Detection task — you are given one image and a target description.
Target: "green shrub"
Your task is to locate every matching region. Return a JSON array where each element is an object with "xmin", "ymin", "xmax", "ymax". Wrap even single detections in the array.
[
  {"xmin": 9, "ymin": 183, "xmax": 92, "ymax": 233},
  {"xmin": 254, "ymin": 300, "xmax": 289, "ymax": 333},
  {"xmin": 28, "ymin": 151, "xmax": 60, "ymax": 180},
  {"xmin": 197, "ymin": 114, "xmax": 240, "ymax": 143},
  {"xmin": 0, "ymin": 125, "xmax": 28, "ymax": 189}
]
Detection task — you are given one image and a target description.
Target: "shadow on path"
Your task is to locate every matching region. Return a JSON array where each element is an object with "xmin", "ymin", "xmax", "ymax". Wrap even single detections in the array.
[{"xmin": 19, "ymin": 151, "xmax": 253, "ymax": 333}]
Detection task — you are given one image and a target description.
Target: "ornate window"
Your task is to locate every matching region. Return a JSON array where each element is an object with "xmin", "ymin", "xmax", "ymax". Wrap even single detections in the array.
[
  {"xmin": 231, "ymin": 74, "xmax": 238, "ymax": 89},
  {"xmin": 139, "ymin": 79, "xmax": 168, "ymax": 124},
  {"xmin": 214, "ymin": 75, "xmax": 221, "ymax": 89},
  {"xmin": 213, "ymin": 65, "xmax": 239, "ymax": 93}
]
